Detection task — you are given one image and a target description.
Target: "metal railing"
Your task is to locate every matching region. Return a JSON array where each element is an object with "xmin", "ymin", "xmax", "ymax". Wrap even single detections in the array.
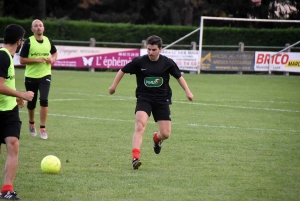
[{"xmin": 1, "ymin": 38, "xmax": 299, "ymax": 51}]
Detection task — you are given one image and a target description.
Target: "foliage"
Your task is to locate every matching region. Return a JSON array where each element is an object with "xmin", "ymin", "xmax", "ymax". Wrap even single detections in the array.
[
  {"xmin": 1, "ymin": 0, "xmax": 299, "ymax": 26},
  {"xmin": 0, "ymin": 17, "xmax": 299, "ymax": 49}
]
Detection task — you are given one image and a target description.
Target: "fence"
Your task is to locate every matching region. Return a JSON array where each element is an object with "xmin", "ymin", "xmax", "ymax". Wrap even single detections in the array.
[
  {"xmin": 1, "ymin": 38, "xmax": 299, "ymax": 75},
  {"xmin": 1, "ymin": 38, "xmax": 299, "ymax": 51}
]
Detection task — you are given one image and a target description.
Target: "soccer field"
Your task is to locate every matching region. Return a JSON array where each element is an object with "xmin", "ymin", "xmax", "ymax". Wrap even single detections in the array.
[{"xmin": 1, "ymin": 68, "xmax": 300, "ymax": 201}]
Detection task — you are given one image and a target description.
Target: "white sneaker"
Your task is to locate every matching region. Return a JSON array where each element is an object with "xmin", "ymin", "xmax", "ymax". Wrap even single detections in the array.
[
  {"xmin": 39, "ymin": 128, "xmax": 48, "ymax": 140},
  {"xmin": 29, "ymin": 124, "xmax": 37, "ymax": 137}
]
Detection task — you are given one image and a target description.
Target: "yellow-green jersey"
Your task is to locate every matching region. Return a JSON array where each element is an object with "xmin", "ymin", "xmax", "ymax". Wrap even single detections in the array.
[
  {"xmin": 0, "ymin": 48, "xmax": 17, "ymax": 111},
  {"xmin": 24, "ymin": 36, "xmax": 51, "ymax": 78}
]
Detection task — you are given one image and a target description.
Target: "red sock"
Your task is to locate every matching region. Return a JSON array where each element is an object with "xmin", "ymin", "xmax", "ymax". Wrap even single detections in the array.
[
  {"xmin": 1, "ymin": 184, "xmax": 13, "ymax": 193},
  {"xmin": 153, "ymin": 132, "xmax": 161, "ymax": 143},
  {"xmin": 132, "ymin": 148, "xmax": 140, "ymax": 160}
]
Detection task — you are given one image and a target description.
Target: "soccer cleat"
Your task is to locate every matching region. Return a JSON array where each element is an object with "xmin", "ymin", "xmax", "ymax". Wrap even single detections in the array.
[
  {"xmin": 39, "ymin": 128, "xmax": 48, "ymax": 140},
  {"xmin": 132, "ymin": 158, "xmax": 142, "ymax": 170},
  {"xmin": 153, "ymin": 132, "xmax": 163, "ymax": 154},
  {"xmin": 29, "ymin": 124, "xmax": 37, "ymax": 137},
  {"xmin": 0, "ymin": 191, "xmax": 21, "ymax": 200}
]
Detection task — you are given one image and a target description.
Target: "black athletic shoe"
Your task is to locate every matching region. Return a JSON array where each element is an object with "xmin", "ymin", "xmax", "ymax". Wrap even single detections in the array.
[
  {"xmin": 132, "ymin": 158, "xmax": 142, "ymax": 170},
  {"xmin": 153, "ymin": 132, "xmax": 163, "ymax": 154},
  {"xmin": 0, "ymin": 191, "xmax": 21, "ymax": 200}
]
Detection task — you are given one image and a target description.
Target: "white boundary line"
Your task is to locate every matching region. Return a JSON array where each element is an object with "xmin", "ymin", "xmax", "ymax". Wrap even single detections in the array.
[
  {"xmin": 18, "ymin": 110, "xmax": 300, "ymax": 133},
  {"xmin": 173, "ymin": 98, "xmax": 299, "ymax": 105},
  {"xmin": 173, "ymin": 101, "xmax": 300, "ymax": 113},
  {"xmin": 20, "ymin": 93, "xmax": 299, "ymax": 133},
  {"xmin": 58, "ymin": 92, "xmax": 300, "ymax": 105},
  {"xmin": 49, "ymin": 94, "xmax": 300, "ymax": 113},
  {"xmin": 50, "ymin": 98, "xmax": 85, "ymax": 101},
  {"xmin": 187, "ymin": 123, "xmax": 299, "ymax": 133}
]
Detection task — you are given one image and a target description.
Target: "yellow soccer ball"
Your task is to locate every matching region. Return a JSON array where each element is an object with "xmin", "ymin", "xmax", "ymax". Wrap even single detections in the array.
[{"xmin": 41, "ymin": 155, "xmax": 61, "ymax": 174}]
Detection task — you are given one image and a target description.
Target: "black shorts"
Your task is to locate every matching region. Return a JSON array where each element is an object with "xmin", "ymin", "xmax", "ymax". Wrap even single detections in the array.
[
  {"xmin": 0, "ymin": 106, "xmax": 22, "ymax": 144},
  {"xmin": 135, "ymin": 97, "xmax": 171, "ymax": 122},
  {"xmin": 25, "ymin": 75, "xmax": 51, "ymax": 109}
]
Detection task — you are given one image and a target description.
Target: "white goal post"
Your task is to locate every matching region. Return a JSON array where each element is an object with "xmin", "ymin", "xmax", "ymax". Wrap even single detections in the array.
[{"xmin": 198, "ymin": 16, "xmax": 300, "ymax": 74}]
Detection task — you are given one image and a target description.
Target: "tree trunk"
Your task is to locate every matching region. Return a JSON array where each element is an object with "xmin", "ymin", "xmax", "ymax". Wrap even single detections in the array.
[
  {"xmin": 184, "ymin": 4, "xmax": 193, "ymax": 26},
  {"xmin": 170, "ymin": 6, "xmax": 182, "ymax": 25},
  {"xmin": 38, "ymin": 0, "xmax": 46, "ymax": 20}
]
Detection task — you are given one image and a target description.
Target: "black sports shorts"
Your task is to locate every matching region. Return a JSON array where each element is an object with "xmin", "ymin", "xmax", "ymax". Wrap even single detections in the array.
[
  {"xmin": 25, "ymin": 75, "xmax": 51, "ymax": 109},
  {"xmin": 0, "ymin": 106, "xmax": 21, "ymax": 144},
  {"xmin": 135, "ymin": 97, "xmax": 171, "ymax": 122}
]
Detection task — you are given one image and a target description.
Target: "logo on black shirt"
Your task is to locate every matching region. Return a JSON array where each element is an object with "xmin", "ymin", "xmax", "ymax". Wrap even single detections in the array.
[{"xmin": 144, "ymin": 77, "xmax": 163, "ymax": 87}]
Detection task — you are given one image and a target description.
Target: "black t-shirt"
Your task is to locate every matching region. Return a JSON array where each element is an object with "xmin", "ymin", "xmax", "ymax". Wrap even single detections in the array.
[
  {"xmin": 0, "ymin": 50, "xmax": 11, "ymax": 79},
  {"xmin": 122, "ymin": 54, "xmax": 181, "ymax": 103},
  {"xmin": 19, "ymin": 37, "xmax": 57, "ymax": 58}
]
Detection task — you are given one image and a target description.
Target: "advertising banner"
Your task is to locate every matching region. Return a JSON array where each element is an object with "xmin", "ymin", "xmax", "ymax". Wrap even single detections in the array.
[
  {"xmin": 12, "ymin": 45, "xmax": 140, "ymax": 69},
  {"xmin": 254, "ymin": 52, "xmax": 300, "ymax": 72},
  {"xmin": 5, "ymin": 43, "xmax": 299, "ymax": 73},
  {"xmin": 53, "ymin": 46, "xmax": 140, "ymax": 69},
  {"xmin": 200, "ymin": 51, "xmax": 255, "ymax": 71}
]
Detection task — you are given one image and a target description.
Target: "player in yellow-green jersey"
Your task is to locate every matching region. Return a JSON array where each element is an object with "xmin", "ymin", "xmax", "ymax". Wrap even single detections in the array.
[
  {"xmin": 0, "ymin": 24, "xmax": 34, "ymax": 200},
  {"xmin": 20, "ymin": 19, "xmax": 57, "ymax": 140}
]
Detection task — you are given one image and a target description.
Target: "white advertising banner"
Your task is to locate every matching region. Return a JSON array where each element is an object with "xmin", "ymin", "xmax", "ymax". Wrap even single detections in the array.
[
  {"xmin": 254, "ymin": 52, "xmax": 300, "ymax": 72},
  {"xmin": 140, "ymin": 49, "xmax": 199, "ymax": 71},
  {"xmin": 10, "ymin": 45, "xmax": 140, "ymax": 68},
  {"xmin": 53, "ymin": 45, "xmax": 140, "ymax": 69}
]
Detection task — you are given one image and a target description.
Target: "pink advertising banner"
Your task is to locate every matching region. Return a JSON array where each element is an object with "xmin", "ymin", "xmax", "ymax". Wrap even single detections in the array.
[{"xmin": 52, "ymin": 45, "xmax": 140, "ymax": 69}]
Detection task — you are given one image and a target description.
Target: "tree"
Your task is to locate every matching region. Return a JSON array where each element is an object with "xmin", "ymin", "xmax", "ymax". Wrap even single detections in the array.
[
  {"xmin": 268, "ymin": 0, "xmax": 299, "ymax": 19},
  {"xmin": 3, "ymin": 0, "xmax": 38, "ymax": 19},
  {"xmin": 0, "ymin": 0, "xmax": 4, "ymax": 16},
  {"xmin": 0, "ymin": 0, "xmax": 298, "ymax": 24}
]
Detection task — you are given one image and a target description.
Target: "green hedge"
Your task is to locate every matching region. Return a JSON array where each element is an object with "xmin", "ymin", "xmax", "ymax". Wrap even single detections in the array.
[{"xmin": 0, "ymin": 17, "xmax": 299, "ymax": 47}]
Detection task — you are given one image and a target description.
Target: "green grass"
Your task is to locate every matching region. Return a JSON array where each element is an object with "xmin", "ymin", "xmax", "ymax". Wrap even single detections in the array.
[{"xmin": 1, "ymin": 68, "xmax": 300, "ymax": 201}]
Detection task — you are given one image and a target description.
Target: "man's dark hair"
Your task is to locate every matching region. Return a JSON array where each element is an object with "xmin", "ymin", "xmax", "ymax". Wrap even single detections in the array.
[
  {"xmin": 146, "ymin": 35, "xmax": 163, "ymax": 48},
  {"xmin": 3, "ymin": 24, "xmax": 25, "ymax": 44}
]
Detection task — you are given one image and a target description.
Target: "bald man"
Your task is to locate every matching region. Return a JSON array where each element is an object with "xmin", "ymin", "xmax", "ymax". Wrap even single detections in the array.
[{"xmin": 20, "ymin": 19, "xmax": 58, "ymax": 140}]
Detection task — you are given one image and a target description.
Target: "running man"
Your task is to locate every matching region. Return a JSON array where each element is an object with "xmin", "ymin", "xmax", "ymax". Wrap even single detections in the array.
[
  {"xmin": 0, "ymin": 24, "xmax": 34, "ymax": 200},
  {"xmin": 20, "ymin": 19, "xmax": 57, "ymax": 140},
  {"xmin": 109, "ymin": 35, "xmax": 194, "ymax": 169}
]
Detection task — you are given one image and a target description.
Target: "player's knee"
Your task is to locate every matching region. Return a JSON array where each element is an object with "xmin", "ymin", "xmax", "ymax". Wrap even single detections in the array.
[
  {"xmin": 135, "ymin": 121, "xmax": 146, "ymax": 133},
  {"xmin": 27, "ymin": 102, "xmax": 36, "ymax": 110},
  {"xmin": 6, "ymin": 138, "xmax": 19, "ymax": 154},
  {"xmin": 40, "ymin": 99, "xmax": 48, "ymax": 107}
]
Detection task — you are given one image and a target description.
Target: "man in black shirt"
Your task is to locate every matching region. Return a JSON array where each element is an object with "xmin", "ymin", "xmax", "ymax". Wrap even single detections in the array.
[{"xmin": 109, "ymin": 35, "xmax": 194, "ymax": 169}]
